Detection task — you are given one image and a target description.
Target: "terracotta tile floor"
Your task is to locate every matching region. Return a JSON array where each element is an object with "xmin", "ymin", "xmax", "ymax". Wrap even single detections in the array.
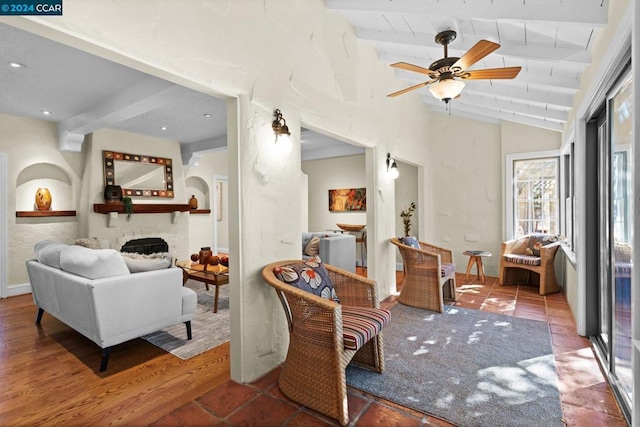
[{"xmin": 153, "ymin": 272, "xmax": 627, "ymax": 426}]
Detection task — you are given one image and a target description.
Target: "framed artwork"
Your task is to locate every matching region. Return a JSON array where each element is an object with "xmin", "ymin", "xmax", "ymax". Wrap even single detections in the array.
[{"xmin": 328, "ymin": 188, "xmax": 366, "ymax": 212}]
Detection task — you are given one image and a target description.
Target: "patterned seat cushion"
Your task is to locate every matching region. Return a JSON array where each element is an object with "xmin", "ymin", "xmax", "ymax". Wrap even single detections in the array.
[
  {"xmin": 441, "ymin": 262, "xmax": 456, "ymax": 278},
  {"xmin": 342, "ymin": 306, "xmax": 390, "ymax": 351},
  {"xmin": 503, "ymin": 254, "xmax": 541, "ymax": 266}
]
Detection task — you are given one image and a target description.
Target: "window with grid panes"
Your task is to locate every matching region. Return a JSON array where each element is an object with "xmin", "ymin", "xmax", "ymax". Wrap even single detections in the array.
[{"xmin": 513, "ymin": 157, "xmax": 559, "ymax": 237}]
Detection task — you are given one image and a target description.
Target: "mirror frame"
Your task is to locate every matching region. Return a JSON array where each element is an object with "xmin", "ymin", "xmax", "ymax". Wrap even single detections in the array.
[{"xmin": 103, "ymin": 150, "xmax": 174, "ymax": 198}]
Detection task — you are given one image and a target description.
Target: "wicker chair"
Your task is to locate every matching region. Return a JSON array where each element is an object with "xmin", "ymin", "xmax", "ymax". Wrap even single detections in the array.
[
  {"xmin": 390, "ymin": 238, "xmax": 457, "ymax": 313},
  {"xmin": 262, "ymin": 260, "xmax": 387, "ymax": 426},
  {"xmin": 498, "ymin": 234, "xmax": 561, "ymax": 295}
]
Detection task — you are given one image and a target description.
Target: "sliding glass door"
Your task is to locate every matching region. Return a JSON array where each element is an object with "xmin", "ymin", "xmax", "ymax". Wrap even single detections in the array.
[{"xmin": 593, "ymin": 70, "xmax": 633, "ymax": 416}]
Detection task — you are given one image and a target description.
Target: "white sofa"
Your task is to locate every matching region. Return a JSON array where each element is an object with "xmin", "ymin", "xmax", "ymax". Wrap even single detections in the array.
[
  {"xmin": 302, "ymin": 232, "xmax": 356, "ymax": 273},
  {"xmin": 26, "ymin": 241, "xmax": 197, "ymax": 371}
]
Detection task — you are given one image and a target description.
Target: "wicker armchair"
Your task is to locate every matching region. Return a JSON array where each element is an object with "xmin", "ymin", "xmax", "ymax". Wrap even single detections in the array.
[
  {"xmin": 498, "ymin": 234, "xmax": 561, "ymax": 295},
  {"xmin": 262, "ymin": 260, "xmax": 387, "ymax": 426},
  {"xmin": 390, "ymin": 238, "xmax": 456, "ymax": 313}
]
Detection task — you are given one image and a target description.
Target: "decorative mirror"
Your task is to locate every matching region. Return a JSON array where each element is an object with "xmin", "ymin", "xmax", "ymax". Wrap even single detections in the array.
[{"xmin": 103, "ymin": 150, "xmax": 174, "ymax": 198}]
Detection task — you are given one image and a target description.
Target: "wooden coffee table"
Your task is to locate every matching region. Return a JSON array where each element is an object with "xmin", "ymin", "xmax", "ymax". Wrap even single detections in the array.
[{"xmin": 176, "ymin": 261, "xmax": 229, "ymax": 313}]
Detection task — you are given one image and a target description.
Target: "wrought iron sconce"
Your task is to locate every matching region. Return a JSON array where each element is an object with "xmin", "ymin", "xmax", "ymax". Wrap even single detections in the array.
[
  {"xmin": 386, "ymin": 153, "xmax": 399, "ymax": 179},
  {"xmin": 272, "ymin": 109, "xmax": 290, "ymax": 137}
]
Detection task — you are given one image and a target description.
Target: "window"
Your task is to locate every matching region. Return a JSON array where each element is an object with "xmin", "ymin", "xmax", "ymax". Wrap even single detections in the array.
[{"xmin": 506, "ymin": 151, "xmax": 560, "ymax": 239}]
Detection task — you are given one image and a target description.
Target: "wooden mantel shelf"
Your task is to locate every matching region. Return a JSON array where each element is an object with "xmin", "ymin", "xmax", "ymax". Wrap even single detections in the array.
[
  {"xmin": 16, "ymin": 210, "xmax": 77, "ymax": 217},
  {"xmin": 93, "ymin": 203, "xmax": 191, "ymax": 214}
]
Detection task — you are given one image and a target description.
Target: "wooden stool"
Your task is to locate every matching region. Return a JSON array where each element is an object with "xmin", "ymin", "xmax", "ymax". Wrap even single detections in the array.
[{"xmin": 463, "ymin": 250, "xmax": 492, "ymax": 284}]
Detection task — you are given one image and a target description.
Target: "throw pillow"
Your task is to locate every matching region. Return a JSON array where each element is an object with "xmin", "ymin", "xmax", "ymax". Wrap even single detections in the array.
[
  {"xmin": 526, "ymin": 233, "xmax": 553, "ymax": 257},
  {"xmin": 399, "ymin": 236, "xmax": 420, "ymax": 249},
  {"xmin": 303, "ymin": 235, "xmax": 321, "ymax": 256},
  {"xmin": 273, "ymin": 255, "xmax": 340, "ymax": 303},
  {"xmin": 75, "ymin": 237, "xmax": 101, "ymax": 250},
  {"xmin": 120, "ymin": 252, "xmax": 173, "ymax": 273}
]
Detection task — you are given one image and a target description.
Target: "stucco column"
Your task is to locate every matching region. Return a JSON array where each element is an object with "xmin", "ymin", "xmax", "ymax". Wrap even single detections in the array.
[{"xmin": 229, "ymin": 98, "xmax": 301, "ymax": 383}]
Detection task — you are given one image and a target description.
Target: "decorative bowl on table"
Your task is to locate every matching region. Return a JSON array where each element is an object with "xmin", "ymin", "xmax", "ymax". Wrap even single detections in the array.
[{"xmin": 336, "ymin": 223, "xmax": 366, "ymax": 232}]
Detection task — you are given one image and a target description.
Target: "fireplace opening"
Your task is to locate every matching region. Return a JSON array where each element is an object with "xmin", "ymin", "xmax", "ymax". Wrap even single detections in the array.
[{"xmin": 120, "ymin": 237, "xmax": 168, "ymax": 255}]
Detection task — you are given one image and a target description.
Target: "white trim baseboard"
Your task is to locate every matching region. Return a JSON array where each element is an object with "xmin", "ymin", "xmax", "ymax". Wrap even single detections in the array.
[{"xmin": 7, "ymin": 282, "xmax": 32, "ymax": 297}]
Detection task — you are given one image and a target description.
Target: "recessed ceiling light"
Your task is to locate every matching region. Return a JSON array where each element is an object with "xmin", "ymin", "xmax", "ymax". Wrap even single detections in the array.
[
  {"xmin": 9, "ymin": 62, "xmax": 26, "ymax": 68},
  {"xmin": 161, "ymin": 126, "xmax": 167, "ymax": 131},
  {"xmin": 203, "ymin": 113, "xmax": 212, "ymax": 118},
  {"xmin": 41, "ymin": 110, "xmax": 52, "ymax": 116}
]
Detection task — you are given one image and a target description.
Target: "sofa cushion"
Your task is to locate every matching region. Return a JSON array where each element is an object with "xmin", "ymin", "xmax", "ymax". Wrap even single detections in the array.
[
  {"xmin": 273, "ymin": 256, "xmax": 340, "ymax": 303},
  {"xmin": 59, "ymin": 246, "xmax": 131, "ymax": 279},
  {"xmin": 342, "ymin": 306, "xmax": 390, "ymax": 350},
  {"xmin": 34, "ymin": 240, "xmax": 67, "ymax": 269},
  {"xmin": 120, "ymin": 252, "xmax": 173, "ymax": 273},
  {"xmin": 399, "ymin": 236, "xmax": 420, "ymax": 249},
  {"xmin": 525, "ymin": 233, "xmax": 562, "ymax": 256},
  {"xmin": 303, "ymin": 235, "xmax": 320, "ymax": 257}
]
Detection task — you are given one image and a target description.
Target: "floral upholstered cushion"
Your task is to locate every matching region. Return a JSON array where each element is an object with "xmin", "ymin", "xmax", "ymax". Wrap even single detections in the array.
[
  {"xmin": 273, "ymin": 255, "xmax": 340, "ymax": 303},
  {"xmin": 525, "ymin": 233, "xmax": 561, "ymax": 256},
  {"xmin": 399, "ymin": 236, "xmax": 420, "ymax": 249}
]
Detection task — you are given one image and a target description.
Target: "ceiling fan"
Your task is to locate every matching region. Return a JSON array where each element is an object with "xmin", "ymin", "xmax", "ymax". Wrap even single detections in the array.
[{"xmin": 387, "ymin": 30, "xmax": 521, "ymax": 104}]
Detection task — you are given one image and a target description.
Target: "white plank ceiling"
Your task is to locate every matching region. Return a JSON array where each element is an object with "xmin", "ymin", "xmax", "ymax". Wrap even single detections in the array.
[{"xmin": 325, "ymin": 0, "xmax": 610, "ymax": 132}]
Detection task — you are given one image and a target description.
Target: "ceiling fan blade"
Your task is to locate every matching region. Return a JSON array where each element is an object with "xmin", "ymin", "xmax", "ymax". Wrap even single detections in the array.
[
  {"xmin": 390, "ymin": 62, "xmax": 433, "ymax": 76},
  {"xmin": 451, "ymin": 40, "xmax": 500, "ymax": 71},
  {"xmin": 387, "ymin": 80, "xmax": 433, "ymax": 97},
  {"xmin": 461, "ymin": 67, "xmax": 522, "ymax": 80}
]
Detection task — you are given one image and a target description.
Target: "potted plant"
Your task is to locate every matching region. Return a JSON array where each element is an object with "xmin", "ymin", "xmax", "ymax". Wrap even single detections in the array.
[
  {"xmin": 400, "ymin": 202, "xmax": 416, "ymax": 236},
  {"xmin": 122, "ymin": 196, "xmax": 134, "ymax": 221}
]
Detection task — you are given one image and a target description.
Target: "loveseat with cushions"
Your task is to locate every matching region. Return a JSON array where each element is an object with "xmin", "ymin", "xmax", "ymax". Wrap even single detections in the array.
[
  {"xmin": 302, "ymin": 232, "xmax": 356, "ymax": 273},
  {"xmin": 498, "ymin": 233, "xmax": 562, "ymax": 295},
  {"xmin": 26, "ymin": 240, "xmax": 197, "ymax": 371}
]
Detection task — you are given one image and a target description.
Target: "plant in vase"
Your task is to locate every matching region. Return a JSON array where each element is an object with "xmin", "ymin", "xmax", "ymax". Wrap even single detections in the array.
[
  {"xmin": 400, "ymin": 202, "xmax": 416, "ymax": 237},
  {"xmin": 122, "ymin": 196, "xmax": 134, "ymax": 221}
]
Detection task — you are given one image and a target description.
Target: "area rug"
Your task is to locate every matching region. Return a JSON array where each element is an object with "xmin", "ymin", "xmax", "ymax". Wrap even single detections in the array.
[
  {"xmin": 141, "ymin": 280, "xmax": 229, "ymax": 359},
  {"xmin": 346, "ymin": 304, "xmax": 563, "ymax": 427}
]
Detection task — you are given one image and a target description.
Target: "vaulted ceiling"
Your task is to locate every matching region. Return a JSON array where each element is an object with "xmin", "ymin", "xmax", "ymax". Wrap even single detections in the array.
[
  {"xmin": 0, "ymin": 0, "xmax": 610, "ymax": 161},
  {"xmin": 326, "ymin": 0, "xmax": 610, "ymax": 132}
]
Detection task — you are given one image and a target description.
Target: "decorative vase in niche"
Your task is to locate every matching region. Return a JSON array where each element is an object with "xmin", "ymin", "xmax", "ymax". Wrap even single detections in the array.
[
  {"xmin": 189, "ymin": 195, "xmax": 198, "ymax": 210},
  {"xmin": 104, "ymin": 185, "xmax": 123, "ymax": 204},
  {"xmin": 35, "ymin": 188, "xmax": 52, "ymax": 211}
]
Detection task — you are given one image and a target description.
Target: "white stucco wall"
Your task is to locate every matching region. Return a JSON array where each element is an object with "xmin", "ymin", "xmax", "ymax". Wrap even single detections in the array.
[
  {"xmin": 5, "ymin": 1, "xmax": 429, "ymax": 382},
  {"xmin": 83, "ymin": 128, "xmax": 191, "ymax": 259},
  {"xmin": 184, "ymin": 149, "xmax": 229, "ymax": 256},
  {"xmin": 302, "ymin": 154, "xmax": 367, "ymax": 232},
  {"xmin": 0, "ymin": 114, "xmax": 82, "ymax": 285},
  {"xmin": 428, "ymin": 113, "xmax": 503, "ymax": 276}
]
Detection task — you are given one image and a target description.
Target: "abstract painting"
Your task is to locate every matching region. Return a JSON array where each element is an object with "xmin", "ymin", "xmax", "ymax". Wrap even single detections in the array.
[{"xmin": 329, "ymin": 188, "xmax": 366, "ymax": 212}]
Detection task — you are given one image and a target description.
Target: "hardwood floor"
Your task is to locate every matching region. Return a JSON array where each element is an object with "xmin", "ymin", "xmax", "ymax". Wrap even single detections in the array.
[
  {"xmin": 0, "ymin": 294, "xmax": 230, "ymax": 426},
  {"xmin": 0, "ymin": 270, "xmax": 627, "ymax": 426}
]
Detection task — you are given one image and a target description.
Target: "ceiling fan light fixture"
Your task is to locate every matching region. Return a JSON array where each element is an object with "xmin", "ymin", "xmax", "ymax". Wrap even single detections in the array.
[{"xmin": 429, "ymin": 78, "xmax": 465, "ymax": 103}]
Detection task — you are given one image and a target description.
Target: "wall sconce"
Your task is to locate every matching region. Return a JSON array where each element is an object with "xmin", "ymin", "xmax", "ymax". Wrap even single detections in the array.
[
  {"xmin": 386, "ymin": 153, "xmax": 399, "ymax": 179},
  {"xmin": 272, "ymin": 109, "xmax": 290, "ymax": 136},
  {"xmin": 272, "ymin": 109, "xmax": 292, "ymax": 153}
]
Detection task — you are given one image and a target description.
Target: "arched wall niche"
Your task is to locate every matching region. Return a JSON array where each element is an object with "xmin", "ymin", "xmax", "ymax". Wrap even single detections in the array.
[
  {"xmin": 16, "ymin": 163, "xmax": 74, "ymax": 211},
  {"xmin": 185, "ymin": 176, "xmax": 209, "ymax": 209}
]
